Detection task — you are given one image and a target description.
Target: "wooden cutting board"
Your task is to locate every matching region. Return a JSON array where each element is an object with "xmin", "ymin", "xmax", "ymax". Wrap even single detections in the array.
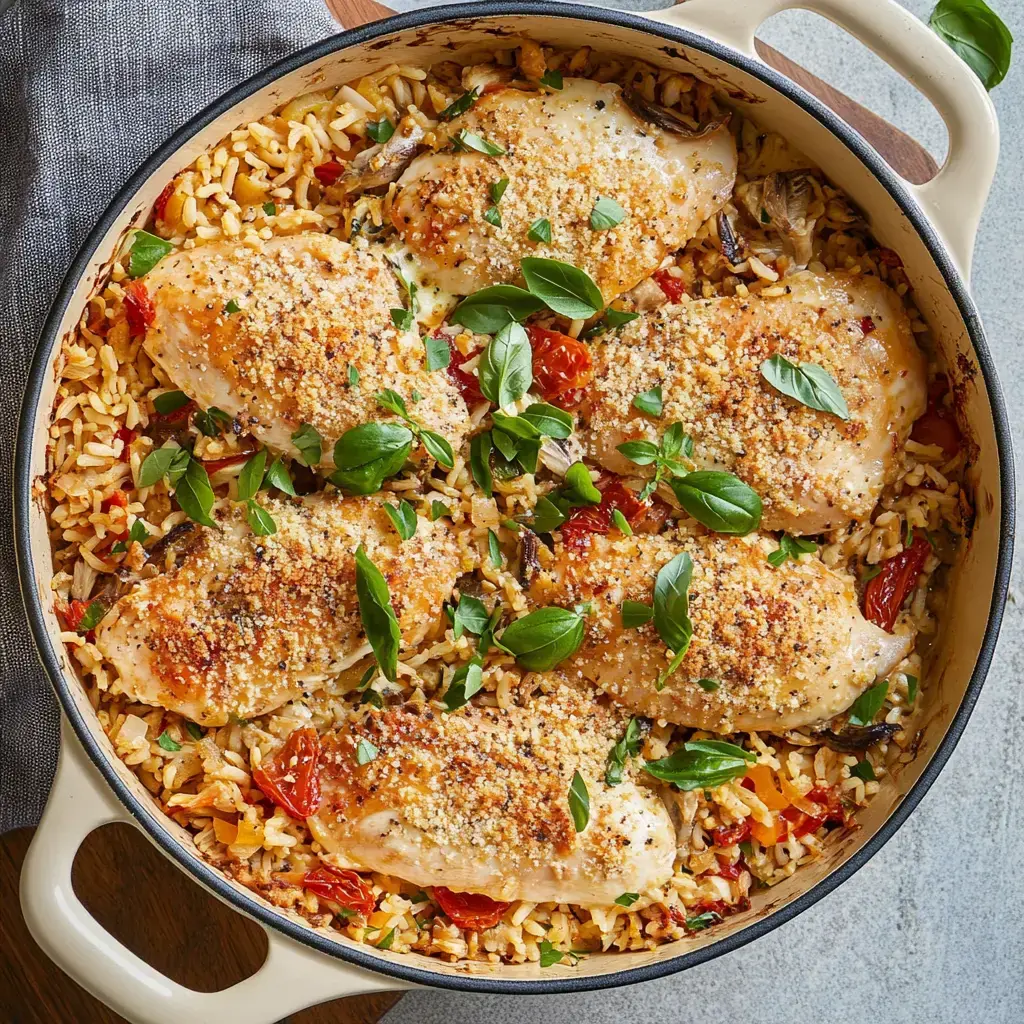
[{"xmin": 0, "ymin": 6, "xmax": 937, "ymax": 1024}]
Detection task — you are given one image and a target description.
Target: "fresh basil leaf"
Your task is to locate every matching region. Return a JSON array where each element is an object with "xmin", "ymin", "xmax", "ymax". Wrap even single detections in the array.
[
  {"xmin": 355, "ymin": 738, "xmax": 379, "ymax": 765},
  {"xmin": 527, "ymin": 218, "xmax": 552, "ymax": 244},
  {"xmin": 237, "ymin": 450, "xmax": 267, "ymax": 503},
  {"xmin": 157, "ymin": 731, "xmax": 181, "ymax": 752},
  {"xmin": 605, "ymin": 718, "xmax": 643, "ymax": 786},
  {"xmin": 616, "ymin": 439, "xmax": 660, "ymax": 466},
  {"xmin": 331, "ymin": 423, "xmax": 413, "ymax": 495},
  {"xmin": 225, "ymin": 299, "xmax": 240, "ymax": 314},
  {"xmin": 671, "ymin": 471, "xmax": 762, "ymax": 535},
  {"xmin": 153, "ymin": 390, "xmax": 190, "ymax": 416},
  {"xmin": 127, "ymin": 230, "xmax": 173, "ymax": 278},
  {"xmin": 621, "ymin": 600, "xmax": 654, "ymax": 628},
  {"xmin": 539, "ymin": 939, "xmax": 566, "ymax": 968},
  {"xmin": 661, "ymin": 422, "xmax": 688, "ymax": 460},
  {"xmin": 491, "ymin": 427, "xmax": 519, "ymax": 463},
  {"xmin": 568, "ymin": 770, "xmax": 590, "ymax": 832},
  {"xmin": 521, "ymin": 257, "xmax": 603, "ymax": 320},
  {"xmin": 165, "ymin": 447, "xmax": 192, "ymax": 487},
  {"xmin": 376, "ymin": 927, "xmax": 395, "ymax": 950},
  {"xmin": 361, "ymin": 689, "xmax": 384, "ymax": 709},
  {"xmin": 452, "ymin": 594, "xmax": 490, "ymax": 639},
  {"xmin": 420, "ymin": 430, "xmax": 455, "ymax": 470},
  {"xmin": 384, "ymin": 499, "xmax": 418, "ymax": 541},
  {"xmin": 498, "ymin": 606, "xmax": 584, "ymax": 671},
  {"xmin": 696, "ymin": 678, "xmax": 720, "ymax": 692},
  {"xmin": 653, "ymin": 551, "xmax": 693, "ymax": 656},
  {"xmin": 479, "ymin": 322, "xmax": 533, "ymax": 407},
  {"xmin": 606, "ymin": 308, "xmax": 640, "ymax": 329},
  {"xmin": 424, "ymin": 334, "xmax": 451, "ymax": 372},
  {"xmin": 347, "ymin": 363, "xmax": 360, "ymax": 387},
  {"xmin": 540, "ymin": 69, "xmax": 563, "ymax": 89},
  {"xmin": 520, "ymin": 403, "xmax": 573, "ymax": 439},
  {"xmin": 848, "ymin": 679, "xmax": 889, "ymax": 727},
  {"xmin": 768, "ymin": 532, "xmax": 817, "ymax": 567},
  {"xmin": 562, "ymin": 462, "xmax": 601, "ymax": 506},
  {"xmin": 367, "ymin": 118, "xmax": 395, "ymax": 143},
  {"xmin": 430, "ymin": 500, "xmax": 450, "ymax": 521},
  {"xmin": 611, "ymin": 508, "xmax": 633, "ymax": 536},
  {"xmin": 391, "ymin": 307, "xmax": 415, "ymax": 331},
  {"xmin": 851, "ymin": 759, "xmax": 876, "ymax": 782},
  {"xmin": 77, "ymin": 600, "xmax": 106, "ymax": 634},
  {"xmin": 589, "ymin": 196, "xmax": 625, "ymax": 231},
  {"xmin": 246, "ymin": 499, "xmax": 276, "ymax": 536},
  {"xmin": 490, "ymin": 411, "xmax": 540, "ymax": 444},
  {"xmin": 521, "ymin": 494, "xmax": 568, "ymax": 534},
  {"xmin": 185, "ymin": 721, "xmax": 203, "ymax": 741},
  {"xmin": 614, "ymin": 892, "xmax": 640, "ymax": 907},
  {"xmin": 761, "ymin": 354, "xmax": 850, "ymax": 420},
  {"xmin": 440, "ymin": 88, "xmax": 480, "ymax": 120},
  {"xmin": 685, "ymin": 911, "xmax": 721, "ymax": 932},
  {"xmin": 175, "ymin": 457, "xmax": 217, "ymax": 527},
  {"xmin": 354, "ymin": 545, "xmax": 402, "ymax": 682},
  {"xmin": 262, "ymin": 201, "xmax": 276, "ymax": 216},
  {"xmin": 490, "ymin": 177, "xmax": 509, "ymax": 203},
  {"xmin": 376, "ymin": 389, "xmax": 410, "ymax": 420},
  {"xmin": 451, "ymin": 129, "xmax": 505, "ymax": 155},
  {"xmin": 488, "ymin": 529, "xmax": 502, "ymax": 568},
  {"xmin": 470, "ymin": 431, "xmax": 494, "ymax": 497},
  {"xmin": 483, "ymin": 206, "xmax": 502, "ymax": 227},
  {"xmin": 643, "ymin": 739, "xmax": 753, "ymax": 791},
  {"xmin": 112, "ymin": 518, "xmax": 150, "ymax": 554},
  {"xmin": 443, "ymin": 658, "xmax": 484, "ymax": 712},
  {"xmin": 193, "ymin": 406, "xmax": 232, "ymax": 437},
  {"xmin": 264, "ymin": 455, "xmax": 296, "ymax": 496},
  {"xmin": 291, "ymin": 423, "xmax": 323, "ymax": 467},
  {"xmin": 906, "ymin": 674, "xmax": 919, "ymax": 704},
  {"xmin": 929, "ymin": 0, "xmax": 1013, "ymax": 90},
  {"xmin": 632, "ymin": 386, "xmax": 663, "ymax": 419},
  {"xmin": 451, "ymin": 285, "xmax": 545, "ymax": 334},
  {"xmin": 357, "ymin": 665, "xmax": 377, "ymax": 691}
]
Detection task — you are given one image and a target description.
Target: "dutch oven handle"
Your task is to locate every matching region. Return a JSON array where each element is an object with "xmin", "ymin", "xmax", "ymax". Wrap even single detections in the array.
[
  {"xmin": 650, "ymin": 0, "xmax": 1000, "ymax": 280},
  {"xmin": 20, "ymin": 718, "xmax": 412, "ymax": 1024}
]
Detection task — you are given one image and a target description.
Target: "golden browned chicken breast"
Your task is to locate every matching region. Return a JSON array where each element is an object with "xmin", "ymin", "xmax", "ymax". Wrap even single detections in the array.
[
  {"xmin": 582, "ymin": 271, "xmax": 927, "ymax": 534},
  {"xmin": 307, "ymin": 684, "xmax": 676, "ymax": 904},
  {"xmin": 529, "ymin": 530, "xmax": 910, "ymax": 733},
  {"xmin": 94, "ymin": 493, "xmax": 460, "ymax": 726},
  {"xmin": 141, "ymin": 233, "xmax": 468, "ymax": 468},
  {"xmin": 391, "ymin": 79, "xmax": 736, "ymax": 302}
]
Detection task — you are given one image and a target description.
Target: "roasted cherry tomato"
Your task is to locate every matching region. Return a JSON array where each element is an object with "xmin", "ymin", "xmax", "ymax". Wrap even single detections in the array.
[
  {"xmin": 313, "ymin": 160, "xmax": 345, "ymax": 186},
  {"xmin": 709, "ymin": 820, "xmax": 752, "ymax": 847},
  {"xmin": 561, "ymin": 477, "xmax": 650, "ymax": 551},
  {"xmin": 114, "ymin": 426, "xmax": 137, "ymax": 462},
  {"xmin": 302, "ymin": 865, "xmax": 375, "ymax": 917},
  {"xmin": 863, "ymin": 534, "xmax": 931, "ymax": 633},
  {"xmin": 911, "ymin": 375, "xmax": 961, "ymax": 458},
  {"xmin": 60, "ymin": 599, "xmax": 91, "ymax": 633},
  {"xmin": 123, "ymin": 281, "xmax": 155, "ymax": 336},
  {"xmin": 446, "ymin": 336, "xmax": 486, "ymax": 405},
  {"xmin": 252, "ymin": 726, "xmax": 323, "ymax": 818},
  {"xmin": 712, "ymin": 858, "xmax": 745, "ymax": 880},
  {"xmin": 201, "ymin": 452, "xmax": 252, "ymax": 474},
  {"xmin": 154, "ymin": 180, "xmax": 176, "ymax": 222},
  {"xmin": 527, "ymin": 326, "xmax": 593, "ymax": 409},
  {"xmin": 101, "ymin": 489, "xmax": 129, "ymax": 512},
  {"xmin": 652, "ymin": 269, "xmax": 687, "ymax": 303},
  {"xmin": 432, "ymin": 887, "xmax": 511, "ymax": 930}
]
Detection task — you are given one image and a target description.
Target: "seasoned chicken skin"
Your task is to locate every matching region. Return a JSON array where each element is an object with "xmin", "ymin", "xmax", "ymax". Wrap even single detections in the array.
[
  {"xmin": 94, "ymin": 493, "xmax": 460, "ymax": 726},
  {"xmin": 583, "ymin": 271, "xmax": 927, "ymax": 534},
  {"xmin": 529, "ymin": 531, "xmax": 910, "ymax": 733},
  {"xmin": 141, "ymin": 234, "xmax": 468, "ymax": 468},
  {"xmin": 392, "ymin": 79, "xmax": 736, "ymax": 301},
  {"xmin": 308, "ymin": 685, "xmax": 676, "ymax": 904}
]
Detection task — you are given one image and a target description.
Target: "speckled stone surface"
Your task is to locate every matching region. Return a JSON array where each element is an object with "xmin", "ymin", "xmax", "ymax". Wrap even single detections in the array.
[{"xmin": 380, "ymin": 2, "xmax": 1024, "ymax": 1020}]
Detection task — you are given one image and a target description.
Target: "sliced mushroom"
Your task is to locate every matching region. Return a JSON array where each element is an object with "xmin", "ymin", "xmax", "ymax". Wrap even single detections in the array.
[
  {"xmin": 716, "ymin": 209, "xmax": 741, "ymax": 265},
  {"xmin": 626, "ymin": 276, "xmax": 669, "ymax": 312},
  {"xmin": 339, "ymin": 121, "xmax": 425, "ymax": 193},
  {"xmin": 518, "ymin": 529, "xmax": 542, "ymax": 586},
  {"xmin": 538, "ymin": 434, "xmax": 585, "ymax": 477},
  {"xmin": 622, "ymin": 91, "xmax": 730, "ymax": 139},
  {"xmin": 820, "ymin": 722, "xmax": 899, "ymax": 752},
  {"xmin": 734, "ymin": 171, "xmax": 818, "ymax": 267},
  {"xmin": 460, "ymin": 63, "xmax": 519, "ymax": 94}
]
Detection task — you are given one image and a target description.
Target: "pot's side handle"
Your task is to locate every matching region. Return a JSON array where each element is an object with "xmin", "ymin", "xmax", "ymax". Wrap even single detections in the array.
[
  {"xmin": 649, "ymin": 0, "xmax": 999, "ymax": 280},
  {"xmin": 20, "ymin": 719, "xmax": 409, "ymax": 1024}
]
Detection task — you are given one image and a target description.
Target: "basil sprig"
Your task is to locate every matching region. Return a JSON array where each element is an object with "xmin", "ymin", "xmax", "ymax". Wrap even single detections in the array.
[
  {"xmin": 848, "ymin": 679, "xmax": 888, "ymax": 727},
  {"xmin": 497, "ymin": 606, "xmax": 584, "ymax": 671},
  {"xmin": 761, "ymin": 354, "xmax": 850, "ymax": 420},
  {"xmin": 424, "ymin": 334, "xmax": 451, "ymax": 372},
  {"xmin": 929, "ymin": 0, "xmax": 1013, "ymax": 90},
  {"xmin": 621, "ymin": 600, "xmax": 653, "ymax": 629},
  {"xmin": 77, "ymin": 599, "xmax": 107, "ymax": 634},
  {"xmin": 237, "ymin": 450, "xmax": 277, "ymax": 535},
  {"xmin": 127, "ymin": 230, "xmax": 173, "ymax": 278},
  {"xmin": 384, "ymin": 499, "xmax": 417, "ymax": 541},
  {"xmin": 389, "ymin": 261, "xmax": 419, "ymax": 333},
  {"xmin": 653, "ymin": 552, "xmax": 694, "ymax": 689},
  {"xmin": 606, "ymin": 718, "xmax": 643, "ymax": 786},
  {"xmin": 561, "ymin": 462, "xmax": 601, "ymax": 505},
  {"xmin": 194, "ymin": 406, "xmax": 232, "ymax": 437},
  {"xmin": 767, "ymin": 533, "xmax": 817, "ymax": 567},
  {"xmin": 568, "ymin": 770, "xmax": 590, "ymax": 832},
  {"xmin": 331, "ymin": 423, "xmax": 412, "ymax": 494},
  {"xmin": 643, "ymin": 739, "xmax": 755, "ymax": 791},
  {"xmin": 479, "ymin": 322, "xmax": 533, "ymax": 407},
  {"xmin": 470, "ymin": 432, "xmax": 494, "ymax": 496},
  {"xmin": 670, "ymin": 472, "xmax": 763, "ymax": 536},
  {"xmin": 616, "ymin": 421, "xmax": 692, "ymax": 501},
  {"xmin": 354, "ymin": 545, "xmax": 401, "ymax": 682},
  {"xmin": 138, "ymin": 444, "xmax": 189, "ymax": 488}
]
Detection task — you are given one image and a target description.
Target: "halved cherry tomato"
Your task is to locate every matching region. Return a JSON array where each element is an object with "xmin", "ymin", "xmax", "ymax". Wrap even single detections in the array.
[
  {"xmin": 123, "ymin": 281, "xmax": 155, "ymax": 336},
  {"xmin": 201, "ymin": 452, "xmax": 251, "ymax": 474},
  {"xmin": 302, "ymin": 865, "xmax": 375, "ymax": 917},
  {"xmin": 561, "ymin": 477, "xmax": 649, "ymax": 551},
  {"xmin": 252, "ymin": 726, "xmax": 322, "ymax": 818},
  {"xmin": 911, "ymin": 375, "xmax": 961, "ymax": 458},
  {"xmin": 114, "ymin": 426, "xmax": 137, "ymax": 462},
  {"xmin": 652, "ymin": 269, "xmax": 687, "ymax": 303},
  {"xmin": 446, "ymin": 336, "xmax": 486, "ymax": 405},
  {"xmin": 154, "ymin": 181, "xmax": 176, "ymax": 222},
  {"xmin": 314, "ymin": 160, "xmax": 345, "ymax": 186},
  {"xmin": 863, "ymin": 534, "xmax": 931, "ymax": 632},
  {"xmin": 527, "ymin": 326, "xmax": 593, "ymax": 409},
  {"xmin": 709, "ymin": 820, "xmax": 752, "ymax": 847},
  {"xmin": 432, "ymin": 887, "xmax": 511, "ymax": 930}
]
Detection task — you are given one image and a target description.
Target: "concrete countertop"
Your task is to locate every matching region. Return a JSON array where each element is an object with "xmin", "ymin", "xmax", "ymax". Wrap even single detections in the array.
[{"xmin": 382, "ymin": 1, "xmax": 1024, "ymax": 1020}]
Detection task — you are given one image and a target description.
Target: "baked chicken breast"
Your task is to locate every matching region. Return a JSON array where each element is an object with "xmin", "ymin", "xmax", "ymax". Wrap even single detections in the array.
[
  {"xmin": 529, "ymin": 530, "xmax": 910, "ymax": 733},
  {"xmin": 391, "ymin": 78, "xmax": 737, "ymax": 302},
  {"xmin": 582, "ymin": 271, "xmax": 927, "ymax": 534},
  {"xmin": 140, "ymin": 233, "xmax": 468, "ymax": 468},
  {"xmin": 307, "ymin": 684, "xmax": 676, "ymax": 904},
  {"xmin": 94, "ymin": 493, "xmax": 460, "ymax": 726}
]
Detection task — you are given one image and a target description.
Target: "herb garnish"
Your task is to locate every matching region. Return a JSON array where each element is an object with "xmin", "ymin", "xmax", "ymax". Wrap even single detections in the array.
[
  {"xmin": 684, "ymin": 911, "xmax": 721, "ymax": 931},
  {"xmin": 356, "ymin": 738, "xmax": 379, "ymax": 765},
  {"xmin": 194, "ymin": 406, "xmax": 232, "ymax": 437},
  {"xmin": 443, "ymin": 659, "xmax": 484, "ymax": 712},
  {"xmin": 111, "ymin": 518, "xmax": 150, "ymax": 554},
  {"xmin": 354, "ymin": 545, "xmax": 401, "ymax": 682},
  {"xmin": 606, "ymin": 718, "xmax": 642, "ymax": 786},
  {"xmin": 185, "ymin": 722, "xmax": 203, "ymax": 741},
  {"xmin": 77, "ymin": 600, "xmax": 107, "ymax": 634},
  {"xmin": 430, "ymin": 500, "xmax": 450, "ymax": 521},
  {"xmin": 671, "ymin": 471, "xmax": 763, "ymax": 536},
  {"xmin": 497, "ymin": 607, "xmax": 584, "ymax": 671},
  {"xmin": 450, "ymin": 593, "xmax": 490, "ymax": 639},
  {"xmin": 175, "ymin": 457, "xmax": 217, "ymax": 528},
  {"xmin": 767, "ymin": 533, "xmax": 818, "ymax": 567},
  {"xmin": 589, "ymin": 196, "xmax": 625, "ymax": 231},
  {"xmin": 539, "ymin": 939, "xmax": 580, "ymax": 967},
  {"xmin": 568, "ymin": 770, "xmax": 590, "ymax": 832},
  {"xmin": 487, "ymin": 529, "xmax": 502, "ymax": 568},
  {"xmin": 848, "ymin": 679, "xmax": 888, "ymax": 726},
  {"xmin": 451, "ymin": 129, "xmax": 506, "ymax": 156},
  {"xmin": 615, "ymin": 421, "xmax": 691, "ymax": 500},
  {"xmin": 621, "ymin": 600, "xmax": 653, "ymax": 628},
  {"xmin": 520, "ymin": 257, "xmax": 603, "ymax": 320},
  {"xmin": 906, "ymin": 674, "xmax": 919, "ymax": 704},
  {"xmin": 761, "ymin": 354, "xmax": 850, "ymax": 420},
  {"xmin": 263, "ymin": 201, "xmax": 276, "ymax": 216},
  {"xmin": 264, "ymin": 456, "xmax": 296, "ymax": 496},
  {"xmin": 611, "ymin": 508, "xmax": 632, "ymax": 536},
  {"xmin": 153, "ymin": 390, "xmax": 191, "ymax": 416},
  {"xmin": 451, "ymin": 285, "xmax": 545, "ymax": 334},
  {"xmin": 929, "ymin": 0, "xmax": 1013, "ymax": 90},
  {"xmin": 366, "ymin": 118, "xmax": 395, "ymax": 143},
  {"xmin": 479, "ymin": 322, "xmax": 533, "ymax": 407},
  {"xmin": 615, "ymin": 892, "xmax": 640, "ymax": 908},
  {"xmin": 643, "ymin": 739, "xmax": 755, "ymax": 790},
  {"xmin": 652, "ymin": 552, "xmax": 694, "ymax": 689},
  {"xmin": 384, "ymin": 499, "xmax": 418, "ymax": 541},
  {"xmin": 291, "ymin": 423, "xmax": 323, "ymax": 467},
  {"xmin": 561, "ymin": 462, "xmax": 601, "ymax": 506},
  {"xmin": 225, "ymin": 299, "xmax": 240, "ymax": 314},
  {"xmin": 439, "ymin": 88, "xmax": 480, "ymax": 120},
  {"xmin": 632, "ymin": 386, "xmax": 663, "ymax": 419},
  {"xmin": 696, "ymin": 678, "xmax": 720, "ymax": 692},
  {"xmin": 528, "ymin": 218, "xmax": 552, "ymax": 243},
  {"xmin": 539, "ymin": 69, "xmax": 564, "ymax": 89},
  {"xmin": 376, "ymin": 389, "xmax": 455, "ymax": 468},
  {"xmin": 470, "ymin": 432, "xmax": 494, "ymax": 496},
  {"xmin": 157, "ymin": 731, "xmax": 181, "ymax": 752},
  {"xmin": 851, "ymin": 759, "xmax": 876, "ymax": 782},
  {"xmin": 127, "ymin": 230, "xmax": 173, "ymax": 278}
]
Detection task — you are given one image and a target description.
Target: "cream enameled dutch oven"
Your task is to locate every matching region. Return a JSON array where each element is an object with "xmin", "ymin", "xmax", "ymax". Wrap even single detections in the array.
[{"xmin": 14, "ymin": 2, "xmax": 1015, "ymax": 1021}]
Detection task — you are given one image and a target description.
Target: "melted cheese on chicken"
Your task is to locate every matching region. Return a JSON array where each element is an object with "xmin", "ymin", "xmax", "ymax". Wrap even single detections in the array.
[
  {"xmin": 582, "ymin": 271, "xmax": 927, "ymax": 534},
  {"xmin": 94, "ymin": 493, "xmax": 460, "ymax": 726},
  {"xmin": 392, "ymin": 79, "xmax": 736, "ymax": 302},
  {"xmin": 308, "ymin": 685, "xmax": 675, "ymax": 904},
  {"xmin": 530, "ymin": 531, "xmax": 910, "ymax": 733},
  {"xmin": 141, "ymin": 234, "xmax": 468, "ymax": 468}
]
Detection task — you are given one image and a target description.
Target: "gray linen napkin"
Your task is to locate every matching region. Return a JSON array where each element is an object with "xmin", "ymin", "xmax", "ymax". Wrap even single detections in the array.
[{"xmin": 0, "ymin": 0, "xmax": 335, "ymax": 834}]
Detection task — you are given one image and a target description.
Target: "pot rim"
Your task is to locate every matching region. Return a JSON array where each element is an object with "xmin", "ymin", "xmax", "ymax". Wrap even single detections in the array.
[{"xmin": 14, "ymin": 1, "xmax": 1015, "ymax": 995}]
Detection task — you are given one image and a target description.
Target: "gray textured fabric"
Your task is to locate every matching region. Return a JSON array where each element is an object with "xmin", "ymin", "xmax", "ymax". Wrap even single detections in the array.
[{"xmin": 0, "ymin": 0, "xmax": 333, "ymax": 834}]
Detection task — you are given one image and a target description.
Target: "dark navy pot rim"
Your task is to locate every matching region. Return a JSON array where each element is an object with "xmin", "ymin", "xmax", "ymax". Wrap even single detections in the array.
[{"xmin": 15, "ymin": 2, "xmax": 1015, "ymax": 997}]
